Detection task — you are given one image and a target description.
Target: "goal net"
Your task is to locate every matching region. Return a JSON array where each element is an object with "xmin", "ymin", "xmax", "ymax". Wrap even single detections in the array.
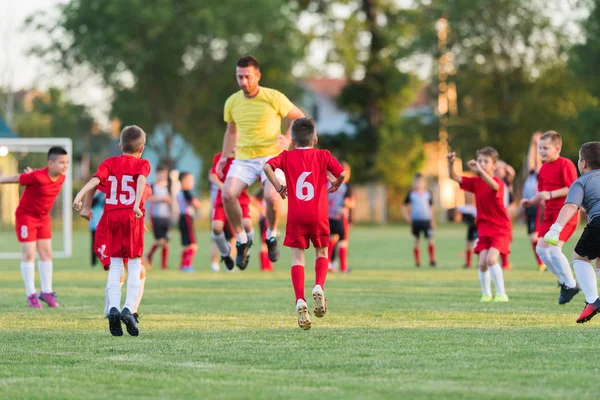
[{"xmin": 0, "ymin": 138, "xmax": 73, "ymax": 258}]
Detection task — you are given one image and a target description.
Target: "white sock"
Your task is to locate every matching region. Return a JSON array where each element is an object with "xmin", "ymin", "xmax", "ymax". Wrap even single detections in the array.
[
  {"xmin": 573, "ymin": 260, "xmax": 598, "ymax": 303},
  {"xmin": 266, "ymin": 228, "xmax": 277, "ymax": 240},
  {"xmin": 247, "ymin": 229, "xmax": 255, "ymax": 243},
  {"xmin": 236, "ymin": 231, "xmax": 248, "ymax": 244},
  {"xmin": 134, "ymin": 277, "xmax": 146, "ymax": 313},
  {"xmin": 104, "ymin": 286, "xmax": 109, "ymax": 316},
  {"xmin": 536, "ymin": 246, "xmax": 561, "ymax": 282},
  {"xmin": 38, "ymin": 260, "xmax": 53, "ymax": 293},
  {"xmin": 489, "ymin": 263, "xmax": 506, "ymax": 296},
  {"xmin": 211, "ymin": 232, "xmax": 231, "ymax": 256},
  {"xmin": 123, "ymin": 258, "xmax": 142, "ymax": 312},
  {"xmin": 107, "ymin": 258, "xmax": 124, "ymax": 311},
  {"xmin": 478, "ymin": 269, "xmax": 492, "ymax": 296},
  {"xmin": 20, "ymin": 261, "xmax": 36, "ymax": 296},
  {"xmin": 548, "ymin": 246, "xmax": 577, "ymax": 288}
]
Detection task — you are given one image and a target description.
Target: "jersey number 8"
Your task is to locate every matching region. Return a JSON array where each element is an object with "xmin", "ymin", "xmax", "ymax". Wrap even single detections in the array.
[
  {"xmin": 296, "ymin": 172, "xmax": 314, "ymax": 201},
  {"xmin": 106, "ymin": 175, "xmax": 135, "ymax": 205}
]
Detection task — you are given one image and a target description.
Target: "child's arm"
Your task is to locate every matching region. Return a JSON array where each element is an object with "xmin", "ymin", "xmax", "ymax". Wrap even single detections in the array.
[
  {"xmin": 468, "ymin": 160, "xmax": 499, "ymax": 191},
  {"xmin": 209, "ymin": 172, "xmax": 224, "ymax": 190},
  {"xmin": 401, "ymin": 194, "xmax": 412, "ymax": 223},
  {"xmin": 0, "ymin": 173, "xmax": 20, "ymax": 184},
  {"xmin": 80, "ymin": 191, "xmax": 96, "ymax": 221},
  {"xmin": 192, "ymin": 197, "xmax": 202, "ymax": 209},
  {"xmin": 446, "ymin": 152, "xmax": 462, "ymax": 184},
  {"xmin": 263, "ymin": 163, "xmax": 287, "ymax": 199},
  {"xmin": 328, "ymin": 171, "xmax": 347, "ymax": 193},
  {"xmin": 132, "ymin": 175, "xmax": 147, "ymax": 218},
  {"xmin": 73, "ymin": 177, "xmax": 101, "ymax": 211}
]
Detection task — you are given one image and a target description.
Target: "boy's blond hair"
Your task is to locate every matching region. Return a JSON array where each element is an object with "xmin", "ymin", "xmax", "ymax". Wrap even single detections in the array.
[
  {"xmin": 476, "ymin": 146, "xmax": 499, "ymax": 163},
  {"xmin": 540, "ymin": 130, "xmax": 562, "ymax": 146},
  {"xmin": 120, "ymin": 125, "xmax": 146, "ymax": 154}
]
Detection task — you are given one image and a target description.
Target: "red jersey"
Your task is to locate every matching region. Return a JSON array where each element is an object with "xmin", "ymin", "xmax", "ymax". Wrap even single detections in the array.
[
  {"xmin": 210, "ymin": 153, "xmax": 249, "ymax": 207},
  {"xmin": 16, "ymin": 167, "xmax": 66, "ymax": 218},
  {"xmin": 460, "ymin": 176, "xmax": 511, "ymax": 238},
  {"xmin": 94, "ymin": 155, "xmax": 151, "ymax": 213},
  {"xmin": 537, "ymin": 156, "xmax": 577, "ymax": 214},
  {"xmin": 266, "ymin": 148, "xmax": 344, "ymax": 235}
]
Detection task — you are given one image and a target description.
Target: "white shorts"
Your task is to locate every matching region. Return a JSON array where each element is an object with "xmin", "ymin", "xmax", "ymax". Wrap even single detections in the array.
[{"xmin": 228, "ymin": 156, "xmax": 286, "ymax": 187}]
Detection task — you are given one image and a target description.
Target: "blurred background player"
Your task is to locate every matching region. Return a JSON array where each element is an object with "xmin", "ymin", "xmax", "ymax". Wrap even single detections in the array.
[
  {"xmin": 495, "ymin": 160, "xmax": 516, "ymax": 270},
  {"xmin": 544, "ymin": 142, "xmax": 600, "ymax": 323},
  {"xmin": 521, "ymin": 132, "xmax": 545, "ymax": 271},
  {"xmin": 208, "ymin": 160, "xmax": 221, "ymax": 271},
  {"xmin": 0, "ymin": 146, "xmax": 69, "ymax": 308},
  {"xmin": 401, "ymin": 173, "xmax": 436, "ymax": 268},
  {"xmin": 264, "ymin": 117, "xmax": 346, "ymax": 330},
  {"xmin": 448, "ymin": 148, "xmax": 510, "ymax": 302},
  {"xmin": 450, "ymin": 192, "xmax": 477, "ymax": 268},
  {"xmin": 251, "ymin": 188, "xmax": 272, "ymax": 272},
  {"xmin": 521, "ymin": 130, "xmax": 580, "ymax": 304},
  {"xmin": 210, "ymin": 151, "xmax": 252, "ymax": 271},
  {"xmin": 145, "ymin": 164, "xmax": 172, "ymax": 270},
  {"xmin": 89, "ymin": 188, "xmax": 105, "ymax": 268},
  {"xmin": 327, "ymin": 161, "xmax": 355, "ymax": 273},
  {"xmin": 73, "ymin": 125, "xmax": 150, "ymax": 336},
  {"xmin": 177, "ymin": 172, "xmax": 202, "ymax": 272}
]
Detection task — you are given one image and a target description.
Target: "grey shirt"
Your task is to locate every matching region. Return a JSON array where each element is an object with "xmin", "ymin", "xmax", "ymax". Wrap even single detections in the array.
[
  {"xmin": 565, "ymin": 169, "xmax": 600, "ymax": 223},
  {"xmin": 404, "ymin": 190, "xmax": 433, "ymax": 221}
]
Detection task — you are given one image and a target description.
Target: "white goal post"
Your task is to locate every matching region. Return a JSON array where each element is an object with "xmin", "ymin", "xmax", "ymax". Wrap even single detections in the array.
[{"xmin": 0, "ymin": 138, "xmax": 73, "ymax": 259}]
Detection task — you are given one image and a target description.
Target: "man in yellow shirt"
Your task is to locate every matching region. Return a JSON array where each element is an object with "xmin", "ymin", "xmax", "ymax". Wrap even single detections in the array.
[{"xmin": 216, "ymin": 56, "xmax": 304, "ymax": 269}]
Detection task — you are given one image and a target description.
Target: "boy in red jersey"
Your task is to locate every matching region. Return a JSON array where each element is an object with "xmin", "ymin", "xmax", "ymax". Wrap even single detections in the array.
[
  {"xmin": 448, "ymin": 148, "xmax": 509, "ymax": 302},
  {"xmin": 0, "ymin": 147, "xmax": 69, "ymax": 308},
  {"xmin": 250, "ymin": 189, "xmax": 272, "ymax": 271},
  {"xmin": 74, "ymin": 125, "xmax": 150, "ymax": 336},
  {"xmin": 263, "ymin": 117, "xmax": 346, "ymax": 330},
  {"xmin": 521, "ymin": 130, "xmax": 580, "ymax": 304},
  {"xmin": 210, "ymin": 150, "xmax": 253, "ymax": 271}
]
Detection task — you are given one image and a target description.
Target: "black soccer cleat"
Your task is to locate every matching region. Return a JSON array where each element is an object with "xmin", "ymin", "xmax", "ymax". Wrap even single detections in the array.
[
  {"xmin": 265, "ymin": 237, "xmax": 280, "ymax": 262},
  {"xmin": 120, "ymin": 307, "xmax": 139, "ymax": 336},
  {"xmin": 221, "ymin": 254, "xmax": 235, "ymax": 271},
  {"xmin": 430, "ymin": 261, "xmax": 437, "ymax": 268},
  {"xmin": 235, "ymin": 240, "xmax": 251, "ymax": 270},
  {"xmin": 558, "ymin": 284, "xmax": 581, "ymax": 305},
  {"xmin": 108, "ymin": 307, "xmax": 123, "ymax": 337}
]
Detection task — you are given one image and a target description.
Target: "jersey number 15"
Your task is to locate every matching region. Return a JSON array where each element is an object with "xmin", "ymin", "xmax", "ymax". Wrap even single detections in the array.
[{"xmin": 106, "ymin": 175, "xmax": 135, "ymax": 206}]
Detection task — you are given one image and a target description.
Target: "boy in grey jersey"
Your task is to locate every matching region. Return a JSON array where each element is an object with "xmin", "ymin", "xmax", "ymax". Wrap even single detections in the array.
[
  {"xmin": 545, "ymin": 142, "xmax": 600, "ymax": 323},
  {"xmin": 402, "ymin": 173, "xmax": 436, "ymax": 267}
]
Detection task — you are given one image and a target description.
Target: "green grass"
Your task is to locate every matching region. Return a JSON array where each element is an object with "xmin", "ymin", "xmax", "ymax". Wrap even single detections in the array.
[{"xmin": 0, "ymin": 224, "xmax": 597, "ymax": 399}]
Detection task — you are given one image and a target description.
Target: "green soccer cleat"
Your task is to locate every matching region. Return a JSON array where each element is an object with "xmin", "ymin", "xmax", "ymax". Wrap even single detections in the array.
[
  {"xmin": 494, "ymin": 294, "xmax": 509, "ymax": 302},
  {"xmin": 480, "ymin": 295, "xmax": 493, "ymax": 302}
]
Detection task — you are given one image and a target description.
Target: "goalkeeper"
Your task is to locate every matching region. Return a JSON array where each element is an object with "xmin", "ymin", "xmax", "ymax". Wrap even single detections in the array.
[{"xmin": 545, "ymin": 141, "xmax": 600, "ymax": 323}]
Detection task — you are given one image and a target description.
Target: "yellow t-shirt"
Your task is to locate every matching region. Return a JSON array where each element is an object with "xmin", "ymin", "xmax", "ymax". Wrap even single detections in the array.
[{"xmin": 224, "ymin": 87, "xmax": 294, "ymax": 160}]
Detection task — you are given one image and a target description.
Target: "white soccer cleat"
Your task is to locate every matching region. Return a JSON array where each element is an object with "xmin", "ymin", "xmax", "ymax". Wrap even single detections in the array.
[
  {"xmin": 296, "ymin": 299, "xmax": 312, "ymax": 330},
  {"xmin": 312, "ymin": 285, "xmax": 327, "ymax": 318},
  {"xmin": 210, "ymin": 262, "xmax": 220, "ymax": 272}
]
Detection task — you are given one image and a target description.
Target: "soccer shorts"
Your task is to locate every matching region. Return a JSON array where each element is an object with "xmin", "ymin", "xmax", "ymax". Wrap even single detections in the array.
[
  {"xmin": 211, "ymin": 202, "xmax": 250, "ymax": 223},
  {"xmin": 411, "ymin": 220, "xmax": 433, "ymax": 239},
  {"xmin": 179, "ymin": 214, "xmax": 196, "ymax": 246},
  {"xmin": 228, "ymin": 156, "xmax": 286, "ymax": 186},
  {"xmin": 525, "ymin": 206, "xmax": 539, "ymax": 235},
  {"xmin": 94, "ymin": 215, "xmax": 110, "ymax": 270},
  {"xmin": 284, "ymin": 232, "xmax": 330, "ymax": 250},
  {"xmin": 329, "ymin": 218, "xmax": 347, "ymax": 240},
  {"xmin": 537, "ymin": 211, "xmax": 578, "ymax": 242},
  {"xmin": 151, "ymin": 217, "xmax": 171, "ymax": 241},
  {"xmin": 574, "ymin": 218, "xmax": 600, "ymax": 260},
  {"xmin": 474, "ymin": 235, "xmax": 511, "ymax": 255},
  {"xmin": 103, "ymin": 210, "xmax": 145, "ymax": 259},
  {"xmin": 15, "ymin": 213, "xmax": 52, "ymax": 243}
]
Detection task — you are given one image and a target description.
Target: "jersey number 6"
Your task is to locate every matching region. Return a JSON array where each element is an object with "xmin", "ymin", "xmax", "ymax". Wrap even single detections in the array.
[
  {"xmin": 106, "ymin": 175, "xmax": 135, "ymax": 205},
  {"xmin": 296, "ymin": 172, "xmax": 314, "ymax": 201}
]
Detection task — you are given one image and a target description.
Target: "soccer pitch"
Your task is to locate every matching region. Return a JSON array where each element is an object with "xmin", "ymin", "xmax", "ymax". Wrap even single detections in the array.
[{"xmin": 0, "ymin": 225, "xmax": 597, "ymax": 399}]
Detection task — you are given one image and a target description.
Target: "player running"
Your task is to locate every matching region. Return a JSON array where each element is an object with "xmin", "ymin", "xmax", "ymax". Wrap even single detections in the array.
[{"xmin": 145, "ymin": 164, "xmax": 173, "ymax": 270}]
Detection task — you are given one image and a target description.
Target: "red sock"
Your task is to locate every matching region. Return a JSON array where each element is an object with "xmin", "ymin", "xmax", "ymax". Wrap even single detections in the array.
[
  {"xmin": 328, "ymin": 241, "xmax": 336, "ymax": 261},
  {"xmin": 414, "ymin": 247, "xmax": 421, "ymax": 265},
  {"xmin": 161, "ymin": 245, "xmax": 169, "ymax": 270},
  {"xmin": 532, "ymin": 240, "xmax": 542, "ymax": 266},
  {"xmin": 260, "ymin": 251, "xmax": 272, "ymax": 271},
  {"xmin": 466, "ymin": 249, "xmax": 472, "ymax": 267},
  {"xmin": 501, "ymin": 253, "xmax": 509, "ymax": 268},
  {"xmin": 428, "ymin": 243, "xmax": 435, "ymax": 262},
  {"xmin": 315, "ymin": 257, "xmax": 328, "ymax": 287},
  {"xmin": 147, "ymin": 244, "xmax": 159, "ymax": 262},
  {"xmin": 339, "ymin": 247, "xmax": 348, "ymax": 272},
  {"xmin": 180, "ymin": 249, "xmax": 190, "ymax": 268},
  {"xmin": 291, "ymin": 265, "xmax": 305, "ymax": 302},
  {"xmin": 187, "ymin": 247, "xmax": 197, "ymax": 267}
]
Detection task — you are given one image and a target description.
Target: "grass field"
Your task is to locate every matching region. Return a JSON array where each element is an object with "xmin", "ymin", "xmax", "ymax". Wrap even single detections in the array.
[{"xmin": 0, "ymin": 224, "xmax": 598, "ymax": 399}]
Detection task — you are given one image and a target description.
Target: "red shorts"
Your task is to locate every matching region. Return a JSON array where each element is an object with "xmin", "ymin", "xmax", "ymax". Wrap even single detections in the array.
[
  {"xmin": 211, "ymin": 202, "xmax": 250, "ymax": 223},
  {"xmin": 474, "ymin": 235, "xmax": 511, "ymax": 255},
  {"xmin": 94, "ymin": 215, "xmax": 111, "ymax": 270},
  {"xmin": 284, "ymin": 233, "xmax": 330, "ymax": 249},
  {"xmin": 537, "ymin": 211, "xmax": 578, "ymax": 242},
  {"xmin": 102, "ymin": 210, "xmax": 145, "ymax": 259},
  {"xmin": 15, "ymin": 213, "xmax": 52, "ymax": 243}
]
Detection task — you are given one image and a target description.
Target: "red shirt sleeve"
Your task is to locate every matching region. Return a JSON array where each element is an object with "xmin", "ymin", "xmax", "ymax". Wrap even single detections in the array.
[
  {"xmin": 326, "ymin": 151, "xmax": 345, "ymax": 177},
  {"xmin": 561, "ymin": 158, "xmax": 577, "ymax": 188},
  {"xmin": 138, "ymin": 159, "xmax": 151, "ymax": 177},
  {"xmin": 459, "ymin": 176, "xmax": 476, "ymax": 193},
  {"xmin": 19, "ymin": 170, "xmax": 39, "ymax": 186},
  {"xmin": 94, "ymin": 160, "xmax": 111, "ymax": 181},
  {"xmin": 211, "ymin": 153, "xmax": 221, "ymax": 175},
  {"xmin": 266, "ymin": 152, "xmax": 285, "ymax": 171}
]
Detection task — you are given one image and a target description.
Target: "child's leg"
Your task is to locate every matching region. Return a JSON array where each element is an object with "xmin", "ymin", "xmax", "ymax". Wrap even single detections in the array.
[
  {"xmin": 211, "ymin": 220, "xmax": 231, "ymax": 257},
  {"xmin": 548, "ymin": 243, "xmax": 577, "ymax": 289},
  {"xmin": 134, "ymin": 265, "xmax": 147, "ymax": 314},
  {"xmin": 123, "ymin": 258, "xmax": 142, "ymax": 312},
  {"xmin": 91, "ymin": 230, "xmax": 97, "ymax": 266},
  {"xmin": 107, "ymin": 258, "xmax": 125, "ymax": 311},
  {"xmin": 313, "ymin": 247, "xmax": 328, "ymax": 317},
  {"xmin": 530, "ymin": 232, "xmax": 543, "ymax": 268},
  {"xmin": 427, "ymin": 235, "xmax": 436, "ymax": 266},
  {"xmin": 21, "ymin": 242, "xmax": 37, "ymax": 297},
  {"xmin": 160, "ymin": 239, "xmax": 169, "ymax": 270},
  {"xmin": 339, "ymin": 240, "xmax": 349, "ymax": 272},
  {"xmin": 573, "ymin": 254, "xmax": 597, "ymax": 303},
  {"xmin": 146, "ymin": 240, "xmax": 160, "ymax": 265},
  {"xmin": 465, "ymin": 240, "xmax": 474, "ymax": 268},
  {"xmin": 328, "ymin": 234, "xmax": 339, "ymax": 265},
  {"xmin": 478, "ymin": 249, "xmax": 492, "ymax": 298},
  {"xmin": 486, "ymin": 248, "xmax": 507, "ymax": 298},
  {"xmin": 36, "ymin": 239, "xmax": 54, "ymax": 294},
  {"xmin": 413, "ymin": 236, "xmax": 421, "ymax": 266},
  {"xmin": 291, "ymin": 247, "xmax": 311, "ymax": 330},
  {"xmin": 536, "ymin": 240, "xmax": 561, "ymax": 280}
]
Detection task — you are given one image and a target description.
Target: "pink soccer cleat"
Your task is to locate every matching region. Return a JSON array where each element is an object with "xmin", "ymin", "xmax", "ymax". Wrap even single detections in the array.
[
  {"xmin": 39, "ymin": 292, "xmax": 60, "ymax": 308},
  {"xmin": 27, "ymin": 293, "xmax": 43, "ymax": 309}
]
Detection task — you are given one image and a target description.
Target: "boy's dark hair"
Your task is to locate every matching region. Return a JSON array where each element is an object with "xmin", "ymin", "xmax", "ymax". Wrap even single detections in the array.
[
  {"xmin": 47, "ymin": 146, "xmax": 67, "ymax": 161},
  {"xmin": 291, "ymin": 117, "xmax": 316, "ymax": 147},
  {"xmin": 414, "ymin": 172, "xmax": 424, "ymax": 180},
  {"xmin": 540, "ymin": 130, "xmax": 562, "ymax": 146},
  {"xmin": 156, "ymin": 164, "xmax": 168, "ymax": 173},
  {"xmin": 237, "ymin": 56, "xmax": 260, "ymax": 70},
  {"xmin": 120, "ymin": 125, "xmax": 146, "ymax": 154},
  {"xmin": 179, "ymin": 171, "xmax": 191, "ymax": 182},
  {"xmin": 476, "ymin": 146, "xmax": 499, "ymax": 163},
  {"xmin": 580, "ymin": 141, "xmax": 600, "ymax": 170}
]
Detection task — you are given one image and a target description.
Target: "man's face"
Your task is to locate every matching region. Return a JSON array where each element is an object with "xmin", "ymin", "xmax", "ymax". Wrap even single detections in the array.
[
  {"xmin": 236, "ymin": 66, "xmax": 260, "ymax": 95},
  {"xmin": 48, "ymin": 154, "xmax": 69, "ymax": 176}
]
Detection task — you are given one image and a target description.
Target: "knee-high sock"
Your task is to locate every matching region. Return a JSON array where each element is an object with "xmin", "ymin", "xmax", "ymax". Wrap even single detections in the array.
[
  {"xmin": 315, "ymin": 257, "xmax": 328, "ymax": 287},
  {"xmin": 489, "ymin": 263, "xmax": 506, "ymax": 296},
  {"xmin": 123, "ymin": 259, "xmax": 142, "ymax": 311},
  {"xmin": 573, "ymin": 260, "xmax": 598, "ymax": 303},
  {"xmin": 548, "ymin": 246, "xmax": 577, "ymax": 288},
  {"xmin": 20, "ymin": 261, "xmax": 36, "ymax": 296},
  {"xmin": 211, "ymin": 232, "xmax": 231, "ymax": 256},
  {"xmin": 107, "ymin": 258, "xmax": 124, "ymax": 311},
  {"xmin": 161, "ymin": 245, "xmax": 169, "ymax": 269},
  {"xmin": 536, "ymin": 246, "xmax": 560, "ymax": 282},
  {"xmin": 38, "ymin": 260, "xmax": 53, "ymax": 293},
  {"xmin": 478, "ymin": 269, "xmax": 492, "ymax": 297},
  {"xmin": 291, "ymin": 265, "xmax": 305, "ymax": 302}
]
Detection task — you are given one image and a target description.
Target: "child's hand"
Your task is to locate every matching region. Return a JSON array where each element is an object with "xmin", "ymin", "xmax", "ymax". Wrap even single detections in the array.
[
  {"xmin": 80, "ymin": 207, "xmax": 93, "ymax": 221},
  {"xmin": 277, "ymin": 185, "xmax": 287, "ymax": 200},
  {"xmin": 328, "ymin": 181, "xmax": 342, "ymax": 193},
  {"xmin": 73, "ymin": 196, "xmax": 83, "ymax": 211},
  {"xmin": 539, "ymin": 191, "xmax": 551, "ymax": 201},
  {"xmin": 133, "ymin": 205, "xmax": 143, "ymax": 218},
  {"xmin": 23, "ymin": 166, "xmax": 33, "ymax": 174},
  {"xmin": 520, "ymin": 198, "xmax": 532, "ymax": 208},
  {"xmin": 467, "ymin": 160, "xmax": 479, "ymax": 172},
  {"xmin": 144, "ymin": 223, "xmax": 149, "ymax": 232},
  {"xmin": 446, "ymin": 152, "xmax": 456, "ymax": 164}
]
